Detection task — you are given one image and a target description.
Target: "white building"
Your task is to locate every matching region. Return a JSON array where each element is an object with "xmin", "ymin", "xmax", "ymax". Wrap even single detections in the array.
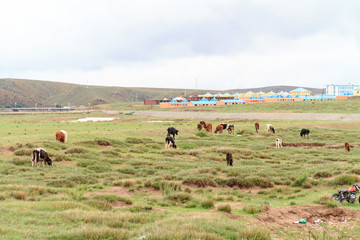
[{"xmin": 326, "ymin": 84, "xmax": 359, "ymax": 96}]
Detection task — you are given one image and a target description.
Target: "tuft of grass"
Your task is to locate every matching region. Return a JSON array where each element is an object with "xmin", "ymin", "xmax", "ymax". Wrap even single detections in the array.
[
  {"xmin": 332, "ymin": 175, "xmax": 360, "ymax": 186},
  {"xmin": 243, "ymin": 204, "xmax": 262, "ymax": 214},
  {"xmin": 65, "ymin": 148, "xmax": 87, "ymax": 154},
  {"xmin": 241, "ymin": 227, "xmax": 271, "ymax": 240},
  {"xmin": 217, "ymin": 204, "xmax": 231, "ymax": 213},
  {"xmin": 292, "ymin": 176, "xmax": 307, "ymax": 187},
  {"xmin": 200, "ymin": 199, "xmax": 214, "ymax": 209},
  {"xmin": 314, "ymin": 172, "xmax": 332, "ymax": 179},
  {"xmin": 195, "ymin": 132, "xmax": 207, "ymax": 138},
  {"xmin": 13, "ymin": 149, "xmax": 32, "ymax": 156},
  {"xmin": 11, "ymin": 191, "xmax": 27, "ymax": 200}
]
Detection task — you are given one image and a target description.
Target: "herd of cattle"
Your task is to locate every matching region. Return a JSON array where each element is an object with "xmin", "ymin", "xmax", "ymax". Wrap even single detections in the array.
[
  {"xmin": 164, "ymin": 121, "xmax": 352, "ymax": 167},
  {"xmin": 30, "ymin": 121, "xmax": 351, "ymax": 167}
]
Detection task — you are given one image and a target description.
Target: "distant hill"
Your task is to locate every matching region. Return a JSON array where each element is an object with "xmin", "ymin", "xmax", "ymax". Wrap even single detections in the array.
[{"xmin": 0, "ymin": 78, "xmax": 324, "ymax": 107}]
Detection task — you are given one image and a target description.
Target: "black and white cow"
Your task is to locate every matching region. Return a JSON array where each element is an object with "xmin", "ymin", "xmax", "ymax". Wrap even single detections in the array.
[
  {"xmin": 300, "ymin": 129, "xmax": 310, "ymax": 138},
  {"xmin": 167, "ymin": 127, "xmax": 179, "ymax": 139},
  {"xmin": 227, "ymin": 124, "xmax": 235, "ymax": 134},
  {"xmin": 32, "ymin": 148, "xmax": 52, "ymax": 167},
  {"xmin": 220, "ymin": 123, "xmax": 228, "ymax": 131},
  {"xmin": 165, "ymin": 136, "xmax": 177, "ymax": 149}
]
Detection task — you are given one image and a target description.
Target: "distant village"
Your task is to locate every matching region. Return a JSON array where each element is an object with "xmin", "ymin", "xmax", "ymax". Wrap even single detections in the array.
[{"xmin": 145, "ymin": 84, "xmax": 359, "ymax": 109}]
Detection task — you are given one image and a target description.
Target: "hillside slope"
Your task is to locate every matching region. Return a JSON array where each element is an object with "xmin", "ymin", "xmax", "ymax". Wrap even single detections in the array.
[{"xmin": 0, "ymin": 78, "xmax": 324, "ymax": 107}]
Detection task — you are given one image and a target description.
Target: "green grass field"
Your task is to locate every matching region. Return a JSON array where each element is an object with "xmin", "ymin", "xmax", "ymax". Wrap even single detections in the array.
[
  {"xmin": 1, "ymin": 111, "xmax": 360, "ymax": 239},
  {"xmin": 106, "ymin": 98, "xmax": 360, "ymax": 114}
]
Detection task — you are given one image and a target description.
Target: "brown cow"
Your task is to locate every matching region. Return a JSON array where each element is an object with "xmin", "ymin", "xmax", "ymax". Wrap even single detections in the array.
[
  {"xmin": 197, "ymin": 123, "xmax": 203, "ymax": 131},
  {"xmin": 205, "ymin": 123, "xmax": 212, "ymax": 132},
  {"xmin": 345, "ymin": 142, "xmax": 350, "ymax": 152},
  {"xmin": 200, "ymin": 120, "xmax": 207, "ymax": 128},
  {"xmin": 55, "ymin": 130, "xmax": 67, "ymax": 143},
  {"xmin": 215, "ymin": 125, "xmax": 223, "ymax": 134},
  {"xmin": 255, "ymin": 122, "xmax": 259, "ymax": 132},
  {"xmin": 226, "ymin": 152, "xmax": 233, "ymax": 166}
]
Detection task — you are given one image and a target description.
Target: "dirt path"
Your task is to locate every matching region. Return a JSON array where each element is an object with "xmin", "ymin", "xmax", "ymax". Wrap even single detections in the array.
[{"xmin": 118, "ymin": 111, "xmax": 360, "ymax": 121}]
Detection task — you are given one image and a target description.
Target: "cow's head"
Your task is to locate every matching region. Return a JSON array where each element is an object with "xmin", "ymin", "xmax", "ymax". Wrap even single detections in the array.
[
  {"xmin": 46, "ymin": 158, "xmax": 53, "ymax": 166},
  {"xmin": 175, "ymin": 130, "xmax": 179, "ymax": 135}
]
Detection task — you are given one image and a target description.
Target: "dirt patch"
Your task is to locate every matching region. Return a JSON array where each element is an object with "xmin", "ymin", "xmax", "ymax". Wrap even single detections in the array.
[
  {"xmin": 256, "ymin": 205, "xmax": 360, "ymax": 228},
  {"xmin": 283, "ymin": 143, "xmax": 326, "ymax": 148},
  {"xmin": 0, "ymin": 146, "xmax": 15, "ymax": 155}
]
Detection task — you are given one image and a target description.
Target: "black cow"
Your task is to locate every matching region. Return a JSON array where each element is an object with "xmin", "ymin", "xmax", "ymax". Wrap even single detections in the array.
[
  {"xmin": 32, "ymin": 148, "xmax": 52, "ymax": 167},
  {"xmin": 167, "ymin": 127, "xmax": 179, "ymax": 139},
  {"xmin": 165, "ymin": 136, "xmax": 177, "ymax": 149},
  {"xmin": 300, "ymin": 129, "xmax": 310, "ymax": 138}
]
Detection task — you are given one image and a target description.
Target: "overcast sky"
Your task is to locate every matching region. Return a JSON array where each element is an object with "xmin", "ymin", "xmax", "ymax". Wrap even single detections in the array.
[{"xmin": 1, "ymin": 0, "xmax": 359, "ymax": 90}]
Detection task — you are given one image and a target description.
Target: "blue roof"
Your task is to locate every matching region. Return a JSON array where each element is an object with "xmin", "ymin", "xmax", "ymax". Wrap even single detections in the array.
[
  {"xmin": 234, "ymin": 97, "xmax": 239, "ymax": 100},
  {"xmin": 275, "ymin": 94, "xmax": 284, "ymax": 98},
  {"xmin": 204, "ymin": 93, "xmax": 212, "ymax": 95},
  {"xmin": 210, "ymin": 97, "xmax": 218, "ymax": 102},
  {"xmin": 285, "ymin": 95, "xmax": 293, "ymax": 98},
  {"xmin": 268, "ymin": 91, "xmax": 275, "ymax": 94},
  {"xmin": 295, "ymin": 94, "xmax": 301, "ymax": 98},
  {"xmin": 181, "ymin": 99, "xmax": 189, "ymax": 103},
  {"xmin": 290, "ymin": 87, "xmax": 309, "ymax": 92},
  {"xmin": 249, "ymin": 95, "xmax": 256, "ymax": 99},
  {"xmin": 200, "ymin": 97, "xmax": 208, "ymax": 102},
  {"xmin": 258, "ymin": 96, "xmax": 265, "ymax": 99},
  {"xmin": 170, "ymin": 99, "xmax": 178, "ymax": 103}
]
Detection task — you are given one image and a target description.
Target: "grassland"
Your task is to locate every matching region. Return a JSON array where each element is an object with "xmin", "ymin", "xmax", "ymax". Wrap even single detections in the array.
[
  {"xmin": 1, "ymin": 111, "xmax": 360, "ymax": 239},
  {"xmin": 106, "ymin": 98, "xmax": 360, "ymax": 114}
]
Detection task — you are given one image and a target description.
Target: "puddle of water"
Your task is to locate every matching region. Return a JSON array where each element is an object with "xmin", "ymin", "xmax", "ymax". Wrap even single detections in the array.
[{"xmin": 70, "ymin": 117, "xmax": 115, "ymax": 122}]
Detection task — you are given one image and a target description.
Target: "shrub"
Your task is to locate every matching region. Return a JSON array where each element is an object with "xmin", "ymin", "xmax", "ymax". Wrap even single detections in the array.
[
  {"xmin": 201, "ymin": 199, "xmax": 214, "ymax": 209},
  {"xmin": 0, "ymin": 193, "xmax": 5, "ymax": 201},
  {"xmin": 94, "ymin": 138, "xmax": 112, "ymax": 146},
  {"xmin": 183, "ymin": 177, "xmax": 217, "ymax": 188},
  {"xmin": 125, "ymin": 138, "xmax": 143, "ymax": 144},
  {"xmin": 315, "ymin": 196, "xmax": 338, "ymax": 208},
  {"xmin": 236, "ymin": 129, "xmax": 246, "ymax": 135},
  {"xmin": 332, "ymin": 175, "xmax": 360, "ymax": 186},
  {"xmin": 217, "ymin": 204, "xmax": 231, "ymax": 213},
  {"xmin": 195, "ymin": 132, "xmax": 207, "ymax": 138}
]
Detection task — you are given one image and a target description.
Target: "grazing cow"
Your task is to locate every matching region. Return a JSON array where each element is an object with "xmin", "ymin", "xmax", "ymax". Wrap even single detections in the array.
[
  {"xmin": 300, "ymin": 129, "xmax": 310, "ymax": 138},
  {"xmin": 269, "ymin": 126, "xmax": 275, "ymax": 134},
  {"xmin": 255, "ymin": 122, "xmax": 260, "ymax": 132},
  {"xmin": 165, "ymin": 136, "xmax": 177, "ymax": 149},
  {"xmin": 206, "ymin": 123, "xmax": 212, "ymax": 133},
  {"xmin": 226, "ymin": 152, "xmax": 233, "ymax": 166},
  {"xmin": 275, "ymin": 138, "xmax": 283, "ymax": 148},
  {"xmin": 167, "ymin": 127, "xmax": 179, "ymax": 139},
  {"xmin": 200, "ymin": 120, "xmax": 207, "ymax": 128},
  {"xmin": 265, "ymin": 124, "xmax": 275, "ymax": 134},
  {"xmin": 215, "ymin": 125, "xmax": 223, "ymax": 134},
  {"xmin": 220, "ymin": 123, "xmax": 228, "ymax": 130},
  {"xmin": 345, "ymin": 142, "xmax": 350, "ymax": 152},
  {"xmin": 32, "ymin": 148, "xmax": 52, "ymax": 167},
  {"xmin": 197, "ymin": 123, "xmax": 203, "ymax": 131},
  {"xmin": 55, "ymin": 130, "xmax": 67, "ymax": 143},
  {"xmin": 227, "ymin": 124, "xmax": 235, "ymax": 134}
]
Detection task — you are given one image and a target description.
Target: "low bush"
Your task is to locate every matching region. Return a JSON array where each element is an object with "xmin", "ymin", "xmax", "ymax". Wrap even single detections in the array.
[
  {"xmin": 65, "ymin": 148, "xmax": 87, "ymax": 154},
  {"xmin": 240, "ymin": 227, "xmax": 271, "ymax": 240},
  {"xmin": 292, "ymin": 176, "xmax": 307, "ymax": 187},
  {"xmin": 11, "ymin": 191, "xmax": 27, "ymax": 200}
]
